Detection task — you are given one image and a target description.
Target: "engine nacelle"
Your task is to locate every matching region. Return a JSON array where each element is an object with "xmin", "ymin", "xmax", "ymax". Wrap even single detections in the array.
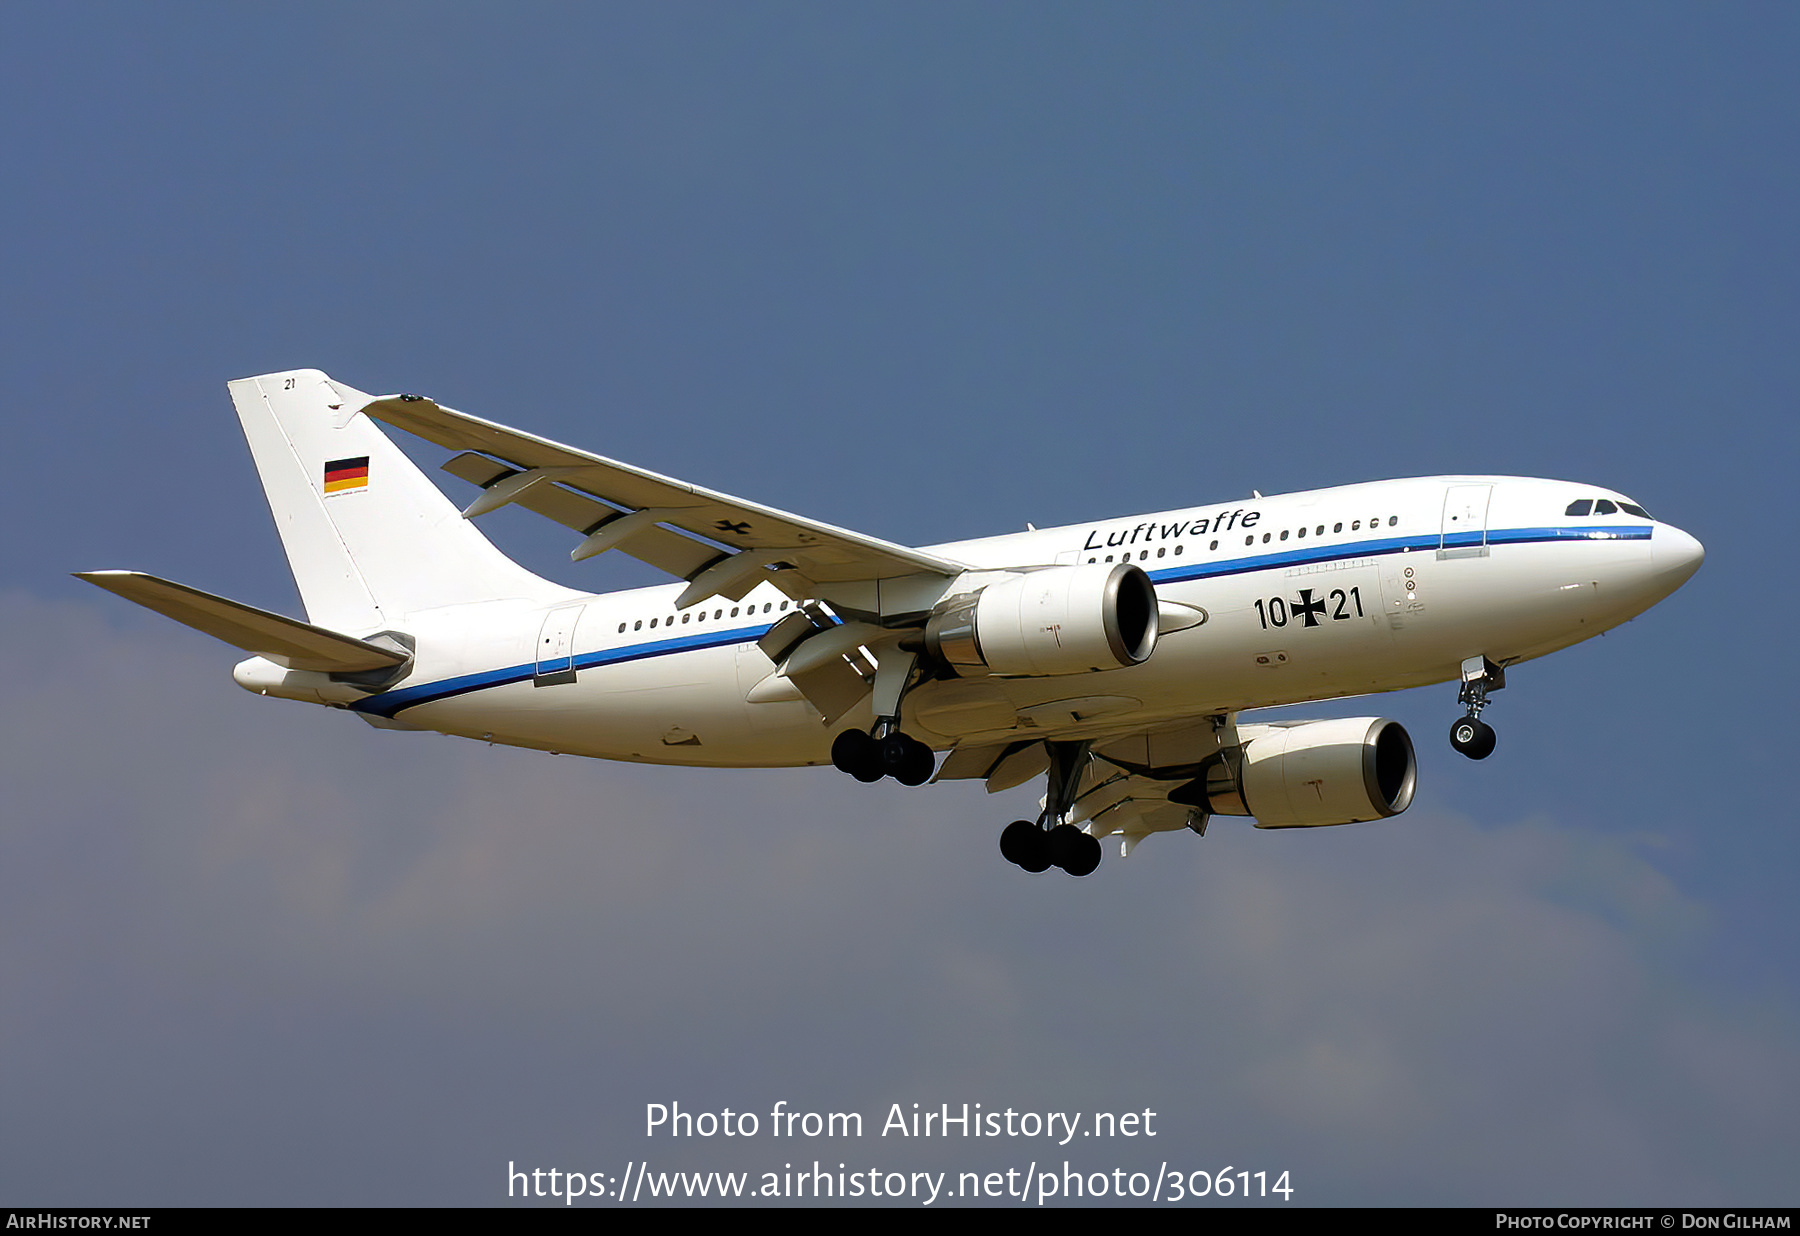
[
  {"xmin": 1179, "ymin": 717, "xmax": 1416, "ymax": 827},
  {"xmin": 924, "ymin": 562, "xmax": 1158, "ymax": 676}
]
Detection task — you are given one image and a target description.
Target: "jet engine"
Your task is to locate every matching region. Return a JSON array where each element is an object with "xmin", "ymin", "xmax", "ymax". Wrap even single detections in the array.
[
  {"xmin": 1176, "ymin": 717, "xmax": 1416, "ymax": 827},
  {"xmin": 923, "ymin": 562, "xmax": 1158, "ymax": 676}
]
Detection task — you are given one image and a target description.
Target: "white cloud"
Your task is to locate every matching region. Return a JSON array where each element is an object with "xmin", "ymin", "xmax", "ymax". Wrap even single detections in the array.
[{"xmin": 2, "ymin": 593, "xmax": 1793, "ymax": 1204}]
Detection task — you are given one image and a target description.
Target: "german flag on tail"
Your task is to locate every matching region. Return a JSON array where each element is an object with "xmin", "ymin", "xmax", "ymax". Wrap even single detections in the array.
[{"xmin": 323, "ymin": 456, "xmax": 369, "ymax": 494}]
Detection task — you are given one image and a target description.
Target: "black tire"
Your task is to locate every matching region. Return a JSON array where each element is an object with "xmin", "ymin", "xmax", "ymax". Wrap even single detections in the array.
[
  {"xmin": 1062, "ymin": 831, "xmax": 1102, "ymax": 877},
  {"xmin": 1449, "ymin": 715, "xmax": 1497, "ymax": 760},
  {"xmin": 1467, "ymin": 719, "xmax": 1496, "ymax": 760},
  {"xmin": 879, "ymin": 733, "xmax": 912, "ymax": 777},
  {"xmin": 1000, "ymin": 819, "xmax": 1038, "ymax": 865},
  {"xmin": 895, "ymin": 738, "xmax": 935, "ymax": 787},
  {"xmin": 1002, "ymin": 820, "xmax": 1052, "ymax": 873},
  {"xmin": 832, "ymin": 728, "xmax": 884, "ymax": 782},
  {"xmin": 1047, "ymin": 823, "xmax": 1087, "ymax": 871},
  {"xmin": 831, "ymin": 728, "xmax": 869, "ymax": 773}
]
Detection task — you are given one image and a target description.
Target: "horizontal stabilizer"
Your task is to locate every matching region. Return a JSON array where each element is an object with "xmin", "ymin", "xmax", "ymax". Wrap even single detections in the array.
[{"xmin": 75, "ymin": 571, "xmax": 410, "ymax": 673}]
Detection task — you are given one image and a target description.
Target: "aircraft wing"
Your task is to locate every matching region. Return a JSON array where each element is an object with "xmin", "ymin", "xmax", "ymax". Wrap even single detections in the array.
[
  {"xmin": 361, "ymin": 394, "xmax": 966, "ymax": 605},
  {"xmin": 934, "ymin": 719, "xmax": 1220, "ymax": 855}
]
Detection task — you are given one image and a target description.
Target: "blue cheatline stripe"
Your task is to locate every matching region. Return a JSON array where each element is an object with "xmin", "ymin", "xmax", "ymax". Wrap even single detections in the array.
[
  {"xmin": 1142, "ymin": 524, "xmax": 1650, "ymax": 586},
  {"xmin": 351, "ymin": 621, "xmax": 774, "ymax": 718},
  {"xmin": 352, "ymin": 523, "xmax": 1654, "ymax": 717}
]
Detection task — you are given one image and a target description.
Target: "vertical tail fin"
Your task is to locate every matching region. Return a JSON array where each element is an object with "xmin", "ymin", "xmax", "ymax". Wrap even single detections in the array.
[{"xmin": 229, "ymin": 369, "xmax": 572, "ymax": 632}]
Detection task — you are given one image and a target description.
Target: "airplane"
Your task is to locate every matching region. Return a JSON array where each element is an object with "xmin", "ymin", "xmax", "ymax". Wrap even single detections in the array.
[{"xmin": 79, "ymin": 369, "xmax": 1705, "ymax": 877}]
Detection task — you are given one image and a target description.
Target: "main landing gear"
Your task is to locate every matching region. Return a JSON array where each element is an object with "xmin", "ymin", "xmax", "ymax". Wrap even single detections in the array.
[
  {"xmin": 830, "ymin": 645, "xmax": 937, "ymax": 786},
  {"xmin": 831, "ymin": 725, "xmax": 935, "ymax": 786},
  {"xmin": 1449, "ymin": 655, "xmax": 1505, "ymax": 760},
  {"xmin": 998, "ymin": 740, "xmax": 1102, "ymax": 877},
  {"xmin": 826, "ymin": 646, "xmax": 1098, "ymax": 876},
  {"xmin": 1000, "ymin": 817, "xmax": 1101, "ymax": 877}
]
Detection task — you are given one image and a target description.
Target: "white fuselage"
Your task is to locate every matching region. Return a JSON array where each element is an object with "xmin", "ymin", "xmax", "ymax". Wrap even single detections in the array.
[{"xmin": 299, "ymin": 475, "xmax": 1701, "ymax": 767}]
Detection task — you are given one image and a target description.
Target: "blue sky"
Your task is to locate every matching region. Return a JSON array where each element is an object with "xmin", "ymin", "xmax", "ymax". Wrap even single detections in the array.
[{"xmin": 2, "ymin": 3, "xmax": 1795, "ymax": 1205}]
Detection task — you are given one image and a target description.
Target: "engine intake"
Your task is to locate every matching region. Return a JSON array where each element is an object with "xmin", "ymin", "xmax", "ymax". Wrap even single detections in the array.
[{"xmin": 924, "ymin": 562, "xmax": 1158, "ymax": 677}]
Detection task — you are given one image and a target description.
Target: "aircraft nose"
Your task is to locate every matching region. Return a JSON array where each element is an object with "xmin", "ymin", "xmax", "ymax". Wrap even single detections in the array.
[{"xmin": 1652, "ymin": 523, "xmax": 1705, "ymax": 590}]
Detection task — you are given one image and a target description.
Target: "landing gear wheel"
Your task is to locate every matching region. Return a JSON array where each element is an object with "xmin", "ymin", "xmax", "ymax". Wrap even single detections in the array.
[
  {"xmin": 1449, "ymin": 715, "xmax": 1496, "ymax": 760},
  {"xmin": 1060, "ymin": 831, "xmax": 1102, "ymax": 877},
  {"xmin": 895, "ymin": 738, "xmax": 935, "ymax": 787},
  {"xmin": 879, "ymin": 733, "xmax": 908, "ymax": 773},
  {"xmin": 830, "ymin": 728, "xmax": 866, "ymax": 773},
  {"xmin": 1000, "ymin": 820, "xmax": 1051, "ymax": 873},
  {"xmin": 876, "ymin": 732, "xmax": 934, "ymax": 785},
  {"xmin": 831, "ymin": 729, "xmax": 883, "ymax": 782},
  {"xmin": 1047, "ymin": 823, "xmax": 1092, "ymax": 873}
]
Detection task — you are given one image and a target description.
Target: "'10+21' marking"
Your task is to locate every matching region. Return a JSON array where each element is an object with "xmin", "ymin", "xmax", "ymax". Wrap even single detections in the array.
[{"xmin": 1254, "ymin": 587, "xmax": 1364, "ymax": 630}]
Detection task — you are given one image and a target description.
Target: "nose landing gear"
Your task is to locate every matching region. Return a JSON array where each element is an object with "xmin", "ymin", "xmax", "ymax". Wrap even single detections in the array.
[
  {"xmin": 1450, "ymin": 655, "xmax": 1505, "ymax": 760},
  {"xmin": 1449, "ymin": 714, "xmax": 1496, "ymax": 760}
]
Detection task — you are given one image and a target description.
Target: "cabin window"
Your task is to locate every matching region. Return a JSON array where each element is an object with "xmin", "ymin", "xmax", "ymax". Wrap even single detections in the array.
[
  {"xmin": 1244, "ymin": 535, "xmax": 1254, "ymax": 546},
  {"xmin": 1352, "ymin": 520, "xmax": 1361, "ymax": 531},
  {"xmin": 1208, "ymin": 540, "xmax": 1217, "ymax": 551},
  {"xmin": 1296, "ymin": 527, "xmax": 1305, "ymax": 538},
  {"xmin": 1388, "ymin": 516, "xmax": 1398, "ymax": 526},
  {"xmin": 1333, "ymin": 522, "xmax": 1343, "ymax": 533},
  {"xmin": 1280, "ymin": 530, "xmax": 1289, "ymax": 541},
  {"xmin": 682, "ymin": 613, "xmax": 691, "ymax": 624}
]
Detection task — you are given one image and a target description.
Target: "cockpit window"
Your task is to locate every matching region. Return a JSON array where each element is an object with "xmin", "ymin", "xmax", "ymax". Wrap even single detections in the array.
[{"xmin": 1568, "ymin": 496, "xmax": 1653, "ymax": 519}]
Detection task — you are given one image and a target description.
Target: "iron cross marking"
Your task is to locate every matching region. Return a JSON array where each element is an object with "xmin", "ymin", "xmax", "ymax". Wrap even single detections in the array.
[
  {"xmin": 1293, "ymin": 588, "xmax": 1328, "ymax": 628},
  {"xmin": 715, "ymin": 519, "xmax": 752, "ymax": 535}
]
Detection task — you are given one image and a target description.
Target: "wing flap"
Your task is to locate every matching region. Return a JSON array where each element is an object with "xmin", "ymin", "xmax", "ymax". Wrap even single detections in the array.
[{"xmin": 75, "ymin": 571, "xmax": 409, "ymax": 673}]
